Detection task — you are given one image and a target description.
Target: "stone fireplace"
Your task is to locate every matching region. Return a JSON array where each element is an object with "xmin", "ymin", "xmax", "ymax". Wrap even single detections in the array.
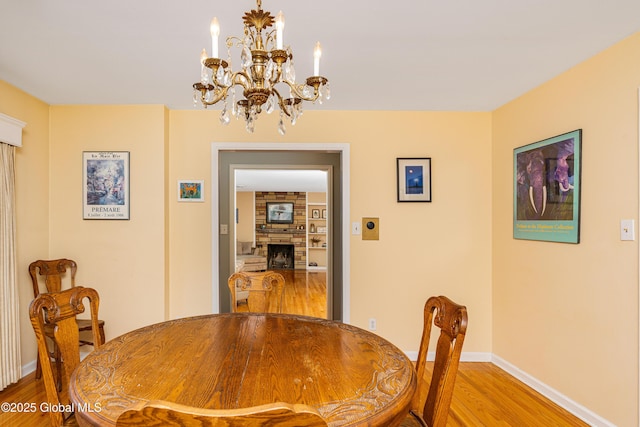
[
  {"xmin": 267, "ymin": 244, "xmax": 295, "ymax": 270},
  {"xmin": 255, "ymin": 192, "xmax": 307, "ymax": 269}
]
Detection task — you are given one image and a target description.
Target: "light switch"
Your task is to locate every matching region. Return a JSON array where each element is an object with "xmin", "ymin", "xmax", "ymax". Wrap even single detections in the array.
[
  {"xmin": 352, "ymin": 222, "xmax": 361, "ymax": 235},
  {"xmin": 621, "ymin": 219, "xmax": 634, "ymax": 241},
  {"xmin": 220, "ymin": 224, "xmax": 229, "ymax": 235}
]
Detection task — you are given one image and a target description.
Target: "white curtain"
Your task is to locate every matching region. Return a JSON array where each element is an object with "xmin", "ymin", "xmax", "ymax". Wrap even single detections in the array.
[{"xmin": 0, "ymin": 142, "xmax": 21, "ymax": 389}]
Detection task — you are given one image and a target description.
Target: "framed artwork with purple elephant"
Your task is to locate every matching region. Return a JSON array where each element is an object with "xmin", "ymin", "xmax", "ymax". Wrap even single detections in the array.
[{"xmin": 514, "ymin": 129, "xmax": 582, "ymax": 243}]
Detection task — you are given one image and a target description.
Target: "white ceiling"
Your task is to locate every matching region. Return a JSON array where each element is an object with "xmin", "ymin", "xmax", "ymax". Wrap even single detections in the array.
[
  {"xmin": 236, "ymin": 169, "xmax": 327, "ymax": 192},
  {"xmin": 1, "ymin": 1, "xmax": 639, "ymax": 112}
]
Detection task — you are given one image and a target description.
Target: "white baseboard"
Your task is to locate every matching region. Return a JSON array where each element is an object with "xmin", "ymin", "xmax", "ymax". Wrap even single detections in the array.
[
  {"xmin": 403, "ymin": 351, "xmax": 613, "ymax": 426},
  {"xmin": 491, "ymin": 354, "xmax": 614, "ymax": 427},
  {"xmin": 22, "ymin": 360, "xmax": 36, "ymax": 376}
]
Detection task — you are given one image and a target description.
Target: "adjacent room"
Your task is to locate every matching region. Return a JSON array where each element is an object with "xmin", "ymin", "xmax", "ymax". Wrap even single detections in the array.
[{"xmin": 1, "ymin": 1, "xmax": 639, "ymax": 426}]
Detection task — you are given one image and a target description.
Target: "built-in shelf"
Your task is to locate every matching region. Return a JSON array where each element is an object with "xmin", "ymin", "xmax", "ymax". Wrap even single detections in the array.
[{"xmin": 307, "ymin": 200, "xmax": 327, "ymax": 270}]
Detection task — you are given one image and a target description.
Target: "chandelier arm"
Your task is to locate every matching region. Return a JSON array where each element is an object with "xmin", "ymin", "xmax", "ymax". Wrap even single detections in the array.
[
  {"xmin": 231, "ymin": 71, "xmax": 252, "ymax": 92},
  {"xmin": 211, "ymin": 69, "xmax": 250, "ymax": 92},
  {"xmin": 281, "ymin": 80, "xmax": 320, "ymax": 102},
  {"xmin": 271, "ymin": 88, "xmax": 292, "ymax": 117},
  {"xmin": 199, "ymin": 87, "xmax": 230, "ymax": 106}
]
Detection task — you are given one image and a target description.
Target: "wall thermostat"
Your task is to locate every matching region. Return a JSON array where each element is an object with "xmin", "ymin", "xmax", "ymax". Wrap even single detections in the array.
[{"xmin": 362, "ymin": 217, "xmax": 379, "ymax": 240}]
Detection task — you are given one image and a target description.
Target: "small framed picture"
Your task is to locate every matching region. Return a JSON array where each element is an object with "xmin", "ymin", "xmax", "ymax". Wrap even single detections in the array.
[
  {"xmin": 397, "ymin": 157, "xmax": 432, "ymax": 202},
  {"xmin": 322, "ymin": 209, "xmax": 327, "ymax": 219},
  {"xmin": 83, "ymin": 151, "xmax": 130, "ymax": 219},
  {"xmin": 312, "ymin": 209, "xmax": 320, "ymax": 219},
  {"xmin": 178, "ymin": 180, "xmax": 204, "ymax": 202}
]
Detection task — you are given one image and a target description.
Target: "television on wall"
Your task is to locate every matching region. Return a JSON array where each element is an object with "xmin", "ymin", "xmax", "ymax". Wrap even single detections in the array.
[{"xmin": 266, "ymin": 202, "xmax": 294, "ymax": 224}]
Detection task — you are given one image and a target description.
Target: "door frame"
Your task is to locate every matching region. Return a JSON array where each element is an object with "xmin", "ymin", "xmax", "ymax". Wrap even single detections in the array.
[{"xmin": 211, "ymin": 142, "xmax": 351, "ymax": 322}]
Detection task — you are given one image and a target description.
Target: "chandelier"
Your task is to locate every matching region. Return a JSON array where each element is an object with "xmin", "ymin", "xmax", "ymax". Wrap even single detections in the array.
[{"xmin": 192, "ymin": 0, "xmax": 330, "ymax": 135}]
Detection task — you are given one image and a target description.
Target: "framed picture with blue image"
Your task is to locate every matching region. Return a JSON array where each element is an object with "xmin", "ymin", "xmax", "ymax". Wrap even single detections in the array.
[{"xmin": 397, "ymin": 157, "xmax": 431, "ymax": 202}]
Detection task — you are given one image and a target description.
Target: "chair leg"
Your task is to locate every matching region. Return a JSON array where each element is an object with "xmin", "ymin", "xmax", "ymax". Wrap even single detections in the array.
[
  {"xmin": 53, "ymin": 342, "xmax": 62, "ymax": 391},
  {"xmin": 98, "ymin": 324, "xmax": 105, "ymax": 345},
  {"xmin": 38, "ymin": 324, "xmax": 105, "ymax": 388},
  {"xmin": 36, "ymin": 336, "xmax": 62, "ymax": 389},
  {"xmin": 35, "ymin": 352, "xmax": 42, "ymax": 379}
]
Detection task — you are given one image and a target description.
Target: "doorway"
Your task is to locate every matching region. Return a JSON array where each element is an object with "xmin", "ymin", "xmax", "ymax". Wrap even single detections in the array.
[
  {"xmin": 211, "ymin": 143, "xmax": 350, "ymax": 322},
  {"xmin": 233, "ymin": 167, "xmax": 331, "ymax": 317}
]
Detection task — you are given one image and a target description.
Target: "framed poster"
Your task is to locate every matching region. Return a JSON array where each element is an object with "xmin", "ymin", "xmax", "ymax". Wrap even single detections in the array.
[
  {"xmin": 83, "ymin": 151, "xmax": 130, "ymax": 220},
  {"xmin": 514, "ymin": 129, "xmax": 582, "ymax": 243},
  {"xmin": 178, "ymin": 180, "xmax": 204, "ymax": 202},
  {"xmin": 266, "ymin": 202, "xmax": 294, "ymax": 224},
  {"xmin": 397, "ymin": 158, "xmax": 431, "ymax": 202}
]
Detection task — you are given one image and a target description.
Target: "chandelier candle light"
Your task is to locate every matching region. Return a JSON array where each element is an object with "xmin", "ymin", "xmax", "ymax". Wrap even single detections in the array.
[{"xmin": 193, "ymin": 0, "xmax": 330, "ymax": 135}]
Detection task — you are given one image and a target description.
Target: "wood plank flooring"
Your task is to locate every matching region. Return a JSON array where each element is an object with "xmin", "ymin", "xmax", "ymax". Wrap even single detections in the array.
[
  {"xmin": 0, "ymin": 363, "xmax": 590, "ymax": 426},
  {"xmin": 238, "ymin": 269, "xmax": 328, "ymax": 318},
  {"xmin": 1, "ymin": 269, "xmax": 590, "ymax": 426}
]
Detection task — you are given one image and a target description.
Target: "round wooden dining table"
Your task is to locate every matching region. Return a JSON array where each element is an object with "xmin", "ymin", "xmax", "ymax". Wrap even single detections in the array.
[{"xmin": 69, "ymin": 313, "xmax": 416, "ymax": 426}]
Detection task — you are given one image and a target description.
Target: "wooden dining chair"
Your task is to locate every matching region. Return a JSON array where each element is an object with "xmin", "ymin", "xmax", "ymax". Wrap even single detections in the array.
[
  {"xmin": 29, "ymin": 259, "xmax": 106, "ymax": 388},
  {"xmin": 29, "ymin": 286, "xmax": 103, "ymax": 427},
  {"xmin": 228, "ymin": 271, "xmax": 285, "ymax": 313},
  {"xmin": 400, "ymin": 296, "xmax": 468, "ymax": 427},
  {"xmin": 115, "ymin": 400, "xmax": 329, "ymax": 426}
]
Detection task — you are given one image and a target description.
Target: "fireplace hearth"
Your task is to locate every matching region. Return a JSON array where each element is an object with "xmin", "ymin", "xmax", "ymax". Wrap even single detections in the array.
[{"xmin": 267, "ymin": 244, "xmax": 295, "ymax": 270}]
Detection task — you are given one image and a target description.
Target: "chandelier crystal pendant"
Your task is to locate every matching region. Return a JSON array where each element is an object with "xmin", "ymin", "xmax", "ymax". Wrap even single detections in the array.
[{"xmin": 192, "ymin": 0, "xmax": 330, "ymax": 135}]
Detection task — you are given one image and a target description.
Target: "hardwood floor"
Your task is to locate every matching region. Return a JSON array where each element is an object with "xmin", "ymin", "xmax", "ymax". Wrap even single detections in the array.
[
  {"xmin": 0, "ymin": 363, "xmax": 589, "ymax": 426},
  {"xmin": 2, "ymin": 269, "xmax": 590, "ymax": 426},
  {"xmin": 430, "ymin": 363, "xmax": 589, "ymax": 426},
  {"xmin": 238, "ymin": 269, "xmax": 328, "ymax": 318},
  {"xmin": 280, "ymin": 269, "xmax": 327, "ymax": 318}
]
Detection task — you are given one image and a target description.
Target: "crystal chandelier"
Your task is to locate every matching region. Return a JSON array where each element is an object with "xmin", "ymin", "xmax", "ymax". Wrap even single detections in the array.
[{"xmin": 192, "ymin": 0, "xmax": 330, "ymax": 135}]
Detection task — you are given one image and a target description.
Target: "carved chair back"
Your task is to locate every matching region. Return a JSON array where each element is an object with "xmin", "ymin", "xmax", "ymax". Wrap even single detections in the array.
[
  {"xmin": 116, "ymin": 401, "xmax": 328, "ymax": 426},
  {"xmin": 406, "ymin": 296, "xmax": 468, "ymax": 427},
  {"xmin": 228, "ymin": 271, "xmax": 284, "ymax": 313},
  {"xmin": 29, "ymin": 286, "xmax": 102, "ymax": 427},
  {"xmin": 29, "ymin": 259, "xmax": 78, "ymax": 297},
  {"xmin": 28, "ymin": 259, "xmax": 105, "ymax": 385}
]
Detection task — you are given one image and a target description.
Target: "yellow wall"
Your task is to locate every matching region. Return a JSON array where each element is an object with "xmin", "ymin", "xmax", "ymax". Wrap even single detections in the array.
[
  {"xmin": 236, "ymin": 191, "xmax": 254, "ymax": 242},
  {"xmin": 167, "ymin": 109, "xmax": 493, "ymax": 352},
  {"xmin": 493, "ymin": 32, "xmax": 640, "ymax": 426},
  {"xmin": 48, "ymin": 105, "xmax": 168, "ymax": 339},
  {"xmin": 3, "ymin": 30, "xmax": 640, "ymax": 426}
]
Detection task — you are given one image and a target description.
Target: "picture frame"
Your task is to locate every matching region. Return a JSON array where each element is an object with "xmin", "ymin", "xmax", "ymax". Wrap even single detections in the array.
[
  {"xmin": 397, "ymin": 158, "xmax": 431, "ymax": 202},
  {"xmin": 322, "ymin": 209, "xmax": 327, "ymax": 219},
  {"xmin": 83, "ymin": 151, "xmax": 130, "ymax": 220},
  {"xmin": 513, "ymin": 129, "xmax": 582, "ymax": 243},
  {"xmin": 312, "ymin": 209, "xmax": 320, "ymax": 219},
  {"xmin": 178, "ymin": 180, "xmax": 204, "ymax": 202},
  {"xmin": 267, "ymin": 202, "xmax": 294, "ymax": 224}
]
